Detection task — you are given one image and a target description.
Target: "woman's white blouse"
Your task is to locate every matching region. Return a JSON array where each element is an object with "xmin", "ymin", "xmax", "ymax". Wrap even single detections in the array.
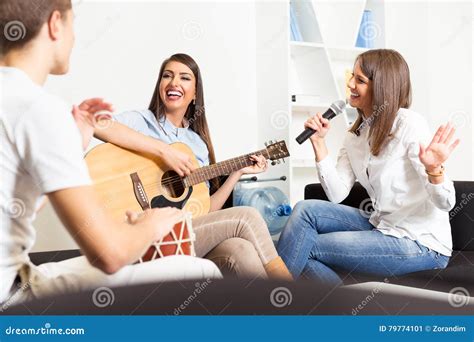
[{"xmin": 316, "ymin": 108, "xmax": 456, "ymax": 256}]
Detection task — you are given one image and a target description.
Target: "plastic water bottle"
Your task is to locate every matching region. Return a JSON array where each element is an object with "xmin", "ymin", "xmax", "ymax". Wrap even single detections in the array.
[{"xmin": 233, "ymin": 186, "xmax": 292, "ymax": 235}]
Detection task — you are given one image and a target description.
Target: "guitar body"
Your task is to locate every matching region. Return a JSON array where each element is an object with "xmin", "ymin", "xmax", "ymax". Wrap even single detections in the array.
[{"xmin": 85, "ymin": 142, "xmax": 210, "ymax": 221}]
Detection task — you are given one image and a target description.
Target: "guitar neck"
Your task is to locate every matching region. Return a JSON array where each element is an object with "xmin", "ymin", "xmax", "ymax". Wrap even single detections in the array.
[{"xmin": 185, "ymin": 148, "xmax": 270, "ymax": 186}]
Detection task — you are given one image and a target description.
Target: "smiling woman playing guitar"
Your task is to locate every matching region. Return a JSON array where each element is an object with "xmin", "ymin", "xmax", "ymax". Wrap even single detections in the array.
[{"xmin": 92, "ymin": 53, "xmax": 292, "ymax": 280}]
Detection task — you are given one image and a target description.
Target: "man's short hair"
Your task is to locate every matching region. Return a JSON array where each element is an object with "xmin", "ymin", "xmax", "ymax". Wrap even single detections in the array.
[{"xmin": 0, "ymin": 0, "xmax": 72, "ymax": 55}]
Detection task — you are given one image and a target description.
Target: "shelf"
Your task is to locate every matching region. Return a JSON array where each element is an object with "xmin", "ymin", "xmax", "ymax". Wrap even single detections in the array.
[
  {"xmin": 312, "ymin": 0, "xmax": 367, "ymax": 47},
  {"xmin": 292, "ymin": 158, "xmax": 316, "ymax": 168},
  {"xmin": 290, "ymin": 45, "xmax": 339, "ymax": 104},
  {"xmin": 327, "ymin": 46, "xmax": 368, "ymax": 61},
  {"xmin": 327, "ymin": 46, "xmax": 368, "ymax": 53},
  {"xmin": 291, "ymin": 102, "xmax": 332, "ymax": 113},
  {"xmin": 290, "ymin": 41, "xmax": 325, "ymax": 49},
  {"xmin": 290, "ymin": 0, "xmax": 323, "ymax": 44},
  {"xmin": 286, "ymin": 0, "xmax": 386, "ymax": 206},
  {"xmin": 290, "ymin": 167, "xmax": 319, "ymax": 205}
]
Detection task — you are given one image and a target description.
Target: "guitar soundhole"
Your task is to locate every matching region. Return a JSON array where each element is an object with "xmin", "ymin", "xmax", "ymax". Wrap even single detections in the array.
[{"xmin": 161, "ymin": 170, "xmax": 185, "ymax": 198}]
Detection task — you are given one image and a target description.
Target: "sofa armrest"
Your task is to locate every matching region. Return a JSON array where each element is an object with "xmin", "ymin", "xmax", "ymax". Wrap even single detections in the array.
[{"xmin": 450, "ymin": 181, "xmax": 474, "ymax": 251}]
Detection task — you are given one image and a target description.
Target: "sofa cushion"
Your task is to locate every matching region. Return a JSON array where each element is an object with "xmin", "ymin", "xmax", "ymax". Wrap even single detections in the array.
[
  {"xmin": 304, "ymin": 181, "xmax": 474, "ymax": 292},
  {"xmin": 342, "ymin": 251, "xmax": 474, "ymax": 293},
  {"xmin": 2, "ymin": 278, "xmax": 473, "ymax": 315},
  {"xmin": 386, "ymin": 251, "xmax": 474, "ymax": 293}
]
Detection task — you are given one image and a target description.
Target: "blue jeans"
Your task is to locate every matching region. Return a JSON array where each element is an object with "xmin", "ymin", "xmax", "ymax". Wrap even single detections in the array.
[{"xmin": 277, "ymin": 200, "xmax": 449, "ymax": 286}]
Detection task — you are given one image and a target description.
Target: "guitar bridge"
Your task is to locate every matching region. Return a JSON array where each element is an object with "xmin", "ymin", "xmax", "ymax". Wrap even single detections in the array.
[{"xmin": 130, "ymin": 172, "xmax": 150, "ymax": 210}]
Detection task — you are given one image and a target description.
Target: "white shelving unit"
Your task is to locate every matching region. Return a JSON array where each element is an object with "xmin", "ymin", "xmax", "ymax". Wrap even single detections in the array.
[{"xmin": 287, "ymin": 0, "xmax": 386, "ymax": 205}]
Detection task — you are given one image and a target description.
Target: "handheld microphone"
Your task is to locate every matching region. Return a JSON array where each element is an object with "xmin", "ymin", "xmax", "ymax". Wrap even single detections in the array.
[{"xmin": 295, "ymin": 100, "xmax": 346, "ymax": 144}]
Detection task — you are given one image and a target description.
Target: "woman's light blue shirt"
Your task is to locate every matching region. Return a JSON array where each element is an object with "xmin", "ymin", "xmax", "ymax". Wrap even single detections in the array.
[{"xmin": 113, "ymin": 109, "xmax": 210, "ymax": 168}]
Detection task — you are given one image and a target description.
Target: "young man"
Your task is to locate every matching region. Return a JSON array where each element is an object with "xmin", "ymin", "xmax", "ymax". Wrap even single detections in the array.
[{"xmin": 0, "ymin": 0, "xmax": 221, "ymax": 305}]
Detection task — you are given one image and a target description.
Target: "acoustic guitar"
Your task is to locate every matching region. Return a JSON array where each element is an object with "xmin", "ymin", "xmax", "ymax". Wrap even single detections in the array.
[{"xmin": 85, "ymin": 141, "xmax": 289, "ymax": 221}]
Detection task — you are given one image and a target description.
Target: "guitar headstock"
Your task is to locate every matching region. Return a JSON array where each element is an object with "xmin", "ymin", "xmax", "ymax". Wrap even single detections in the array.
[{"xmin": 265, "ymin": 140, "xmax": 290, "ymax": 164}]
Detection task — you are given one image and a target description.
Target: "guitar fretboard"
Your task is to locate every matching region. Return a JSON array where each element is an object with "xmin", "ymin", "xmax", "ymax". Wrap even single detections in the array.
[{"xmin": 184, "ymin": 148, "xmax": 270, "ymax": 186}]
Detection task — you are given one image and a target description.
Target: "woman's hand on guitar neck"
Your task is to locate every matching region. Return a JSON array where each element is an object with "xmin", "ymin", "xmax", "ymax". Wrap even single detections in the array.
[
  {"xmin": 126, "ymin": 207, "xmax": 184, "ymax": 241},
  {"xmin": 210, "ymin": 155, "xmax": 268, "ymax": 212},
  {"xmin": 237, "ymin": 154, "xmax": 268, "ymax": 176},
  {"xmin": 157, "ymin": 143, "xmax": 196, "ymax": 177}
]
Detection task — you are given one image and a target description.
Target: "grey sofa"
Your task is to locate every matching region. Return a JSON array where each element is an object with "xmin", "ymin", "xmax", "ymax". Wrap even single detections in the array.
[{"xmin": 304, "ymin": 181, "xmax": 474, "ymax": 294}]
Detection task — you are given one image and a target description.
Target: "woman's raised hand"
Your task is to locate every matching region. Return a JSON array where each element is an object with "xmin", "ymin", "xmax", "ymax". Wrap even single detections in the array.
[{"xmin": 419, "ymin": 122, "xmax": 460, "ymax": 172}]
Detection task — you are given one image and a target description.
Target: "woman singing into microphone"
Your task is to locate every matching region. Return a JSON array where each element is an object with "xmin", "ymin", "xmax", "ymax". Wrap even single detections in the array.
[{"xmin": 277, "ymin": 49, "xmax": 460, "ymax": 285}]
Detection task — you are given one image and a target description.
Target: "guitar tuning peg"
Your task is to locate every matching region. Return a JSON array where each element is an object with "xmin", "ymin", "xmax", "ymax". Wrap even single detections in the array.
[
  {"xmin": 282, "ymin": 158, "xmax": 286, "ymax": 163},
  {"xmin": 264, "ymin": 142, "xmax": 268, "ymax": 147},
  {"xmin": 271, "ymin": 161, "xmax": 276, "ymax": 166}
]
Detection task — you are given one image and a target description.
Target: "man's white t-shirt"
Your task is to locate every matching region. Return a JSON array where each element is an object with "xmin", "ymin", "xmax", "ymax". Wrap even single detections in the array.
[{"xmin": 0, "ymin": 67, "xmax": 91, "ymax": 303}]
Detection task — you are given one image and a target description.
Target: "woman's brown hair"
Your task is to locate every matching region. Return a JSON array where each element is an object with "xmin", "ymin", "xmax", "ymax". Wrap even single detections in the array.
[
  {"xmin": 349, "ymin": 49, "xmax": 412, "ymax": 156},
  {"xmin": 149, "ymin": 53, "xmax": 220, "ymax": 191}
]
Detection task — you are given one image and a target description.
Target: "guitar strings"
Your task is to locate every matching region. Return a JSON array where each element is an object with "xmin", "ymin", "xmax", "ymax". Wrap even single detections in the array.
[
  {"xmin": 158, "ymin": 154, "xmax": 268, "ymax": 185},
  {"xmin": 137, "ymin": 149, "xmax": 285, "ymax": 195},
  {"xmin": 147, "ymin": 153, "xmax": 274, "ymax": 188},
  {"xmin": 157, "ymin": 160, "xmax": 253, "ymax": 187},
  {"xmin": 157, "ymin": 152, "xmax": 270, "ymax": 187}
]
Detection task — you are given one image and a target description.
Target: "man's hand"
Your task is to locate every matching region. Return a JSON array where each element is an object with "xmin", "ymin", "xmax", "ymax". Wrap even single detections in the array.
[
  {"xmin": 72, "ymin": 98, "xmax": 114, "ymax": 150},
  {"xmin": 126, "ymin": 207, "xmax": 184, "ymax": 241}
]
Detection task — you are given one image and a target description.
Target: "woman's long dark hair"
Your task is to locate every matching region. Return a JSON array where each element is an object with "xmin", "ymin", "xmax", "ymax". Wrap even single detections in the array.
[
  {"xmin": 149, "ymin": 53, "xmax": 220, "ymax": 191},
  {"xmin": 349, "ymin": 49, "xmax": 412, "ymax": 156}
]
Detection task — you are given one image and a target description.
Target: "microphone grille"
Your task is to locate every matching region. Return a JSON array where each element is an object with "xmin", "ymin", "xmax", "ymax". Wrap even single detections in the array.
[{"xmin": 330, "ymin": 100, "xmax": 346, "ymax": 115}]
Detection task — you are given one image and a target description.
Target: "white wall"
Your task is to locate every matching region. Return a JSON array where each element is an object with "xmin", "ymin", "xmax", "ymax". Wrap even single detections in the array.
[
  {"xmin": 384, "ymin": 0, "xmax": 473, "ymax": 180},
  {"xmin": 33, "ymin": 0, "xmax": 259, "ymax": 252},
  {"xmin": 48, "ymin": 0, "xmax": 258, "ymax": 159},
  {"xmin": 255, "ymin": 0, "xmax": 290, "ymax": 197},
  {"xmin": 33, "ymin": 0, "xmax": 473, "ymax": 252}
]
